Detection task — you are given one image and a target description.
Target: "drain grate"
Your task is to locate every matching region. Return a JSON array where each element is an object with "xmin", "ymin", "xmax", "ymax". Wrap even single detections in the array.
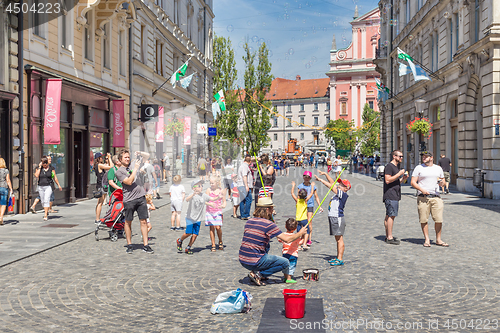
[{"xmin": 42, "ymin": 224, "xmax": 78, "ymax": 228}]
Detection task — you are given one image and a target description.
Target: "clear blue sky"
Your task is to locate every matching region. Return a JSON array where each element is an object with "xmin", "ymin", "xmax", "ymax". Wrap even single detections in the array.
[{"xmin": 213, "ymin": 0, "xmax": 380, "ymax": 87}]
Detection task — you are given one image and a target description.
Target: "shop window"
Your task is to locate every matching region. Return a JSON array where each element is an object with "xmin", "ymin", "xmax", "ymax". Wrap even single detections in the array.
[
  {"xmin": 90, "ymin": 109, "xmax": 107, "ymax": 128},
  {"xmin": 42, "ymin": 129, "xmax": 69, "ymax": 188},
  {"xmin": 60, "ymin": 101, "xmax": 70, "ymax": 123},
  {"xmin": 74, "ymin": 104, "xmax": 86, "ymax": 125}
]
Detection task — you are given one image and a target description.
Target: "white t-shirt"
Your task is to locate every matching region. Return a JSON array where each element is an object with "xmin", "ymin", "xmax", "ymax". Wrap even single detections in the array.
[
  {"xmin": 412, "ymin": 164, "xmax": 444, "ymax": 195},
  {"xmin": 237, "ymin": 162, "xmax": 252, "ymax": 188},
  {"xmin": 169, "ymin": 184, "xmax": 186, "ymax": 201},
  {"xmin": 224, "ymin": 163, "xmax": 235, "ymax": 179}
]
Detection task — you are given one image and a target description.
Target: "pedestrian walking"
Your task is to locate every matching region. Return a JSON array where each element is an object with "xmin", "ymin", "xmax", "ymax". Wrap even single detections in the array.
[
  {"xmin": 163, "ymin": 153, "xmax": 171, "ymax": 182},
  {"xmin": 239, "ymin": 197, "xmax": 307, "ymax": 286},
  {"xmin": 438, "ymin": 154, "xmax": 452, "ymax": 194},
  {"xmin": 315, "ymin": 171, "xmax": 351, "ymax": 266},
  {"xmin": 0, "ymin": 158, "xmax": 13, "ymax": 225},
  {"xmin": 198, "ymin": 155, "xmax": 207, "ymax": 181},
  {"xmin": 223, "ymin": 157, "xmax": 235, "ymax": 196},
  {"xmin": 34, "ymin": 157, "xmax": 55, "ymax": 221},
  {"xmin": 29, "ymin": 155, "xmax": 62, "ymax": 214},
  {"xmin": 168, "ymin": 175, "xmax": 186, "ymax": 231},
  {"xmin": 383, "ymin": 150, "xmax": 409, "ymax": 245},
  {"xmin": 230, "ymin": 174, "xmax": 240, "ymax": 218},
  {"xmin": 175, "ymin": 155, "xmax": 182, "ymax": 177},
  {"xmin": 114, "ymin": 150, "xmax": 154, "ymax": 254},
  {"xmin": 205, "ymin": 176, "xmax": 226, "ymax": 251},
  {"xmin": 327, "ymin": 158, "xmax": 332, "ymax": 173},
  {"xmin": 410, "ymin": 151, "xmax": 449, "ymax": 248},
  {"xmin": 94, "ymin": 152, "xmax": 113, "ymax": 224},
  {"xmin": 237, "ymin": 155, "xmax": 253, "ymax": 220}
]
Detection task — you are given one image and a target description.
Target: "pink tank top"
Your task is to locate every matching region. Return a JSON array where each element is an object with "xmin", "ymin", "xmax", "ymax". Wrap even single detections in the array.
[{"xmin": 206, "ymin": 189, "xmax": 222, "ymax": 213}]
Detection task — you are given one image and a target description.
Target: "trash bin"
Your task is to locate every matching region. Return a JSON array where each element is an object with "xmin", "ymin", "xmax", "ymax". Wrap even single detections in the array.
[
  {"xmin": 473, "ymin": 168, "xmax": 483, "ymax": 187},
  {"xmin": 283, "ymin": 289, "xmax": 307, "ymax": 319}
]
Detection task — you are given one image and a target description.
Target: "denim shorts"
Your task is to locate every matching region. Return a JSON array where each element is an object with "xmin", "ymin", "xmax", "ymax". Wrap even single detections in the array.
[
  {"xmin": 384, "ymin": 199, "xmax": 399, "ymax": 217},
  {"xmin": 185, "ymin": 218, "xmax": 201, "ymax": 235},
  {"xmin": 296, "ymin": 219, "xmax": 310, "ymax": 234},
  {"xmin": 0, "ymin": 187, "xmax": 8, "ymax": 206}
]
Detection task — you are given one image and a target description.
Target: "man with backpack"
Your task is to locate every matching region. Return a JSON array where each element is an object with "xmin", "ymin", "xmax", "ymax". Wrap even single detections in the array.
[{"xmin": 198, "ymin": 155, "xmax": 207, "ymax": 181}]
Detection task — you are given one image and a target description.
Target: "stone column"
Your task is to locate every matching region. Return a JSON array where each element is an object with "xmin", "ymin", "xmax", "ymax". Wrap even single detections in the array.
[
  {"xmin": 360, "ymin": 82, "xmax": 367, "ymax": 124},
  {"xmin": 351, "ymin": 83, "xmax": 358, "ymax": 127}
]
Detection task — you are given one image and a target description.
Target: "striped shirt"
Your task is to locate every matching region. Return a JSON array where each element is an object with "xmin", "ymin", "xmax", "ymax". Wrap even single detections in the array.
[
  {"xmin": 239, "ymin": 218, "xmax": 282, "ymax": 265},
  {"xmin": 258, "ymin": 186, "xmax": 274, "ymax": 198}
]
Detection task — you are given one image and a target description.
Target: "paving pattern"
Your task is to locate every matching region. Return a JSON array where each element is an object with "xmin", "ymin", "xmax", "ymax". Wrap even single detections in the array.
[{"xmin": 0, "ymin": 167, "xmax": 499, "ymax": 332}]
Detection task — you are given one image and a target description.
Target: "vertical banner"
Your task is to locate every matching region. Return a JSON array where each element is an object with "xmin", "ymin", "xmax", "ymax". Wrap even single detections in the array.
[
  {"xmin": 184, "ymin": 116, "xmax": 191, "ymax": 145},
  {"xmin": 112, "ymin": 100, "xmax": 125, "ymax": 147},
  {"xmin": 43, "ymin": 79, "xmax": 62, "ymax": 144},
  {"xmin": 156, "ymin": 106, "xmax": 164, "ymax": 142}
]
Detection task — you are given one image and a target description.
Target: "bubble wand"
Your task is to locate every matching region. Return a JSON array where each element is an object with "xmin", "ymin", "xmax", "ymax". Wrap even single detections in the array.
[{"xmin": 306, "ymin": 167, "xmax": 346, "ymax": 227}]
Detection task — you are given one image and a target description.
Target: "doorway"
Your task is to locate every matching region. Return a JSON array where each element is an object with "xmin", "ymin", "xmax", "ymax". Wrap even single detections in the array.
[{"xmin": 74, "ymin": 131, "xmax": 85, "ymax": 199}]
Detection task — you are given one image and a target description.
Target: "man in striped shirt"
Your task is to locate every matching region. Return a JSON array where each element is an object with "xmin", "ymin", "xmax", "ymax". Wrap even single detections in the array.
[{"xmin": 239, "ymin": 197, "xmax": 306, "ymax": 286}]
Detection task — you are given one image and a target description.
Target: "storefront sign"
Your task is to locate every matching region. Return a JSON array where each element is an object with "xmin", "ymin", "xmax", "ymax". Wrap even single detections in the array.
[
  {"xmin": 140, "ymin": 104, "xmax": 158, "ymax": 122},
  {"xmin": 156, "ymin": 106, "xmax": 164, "ymax": 143},
  {"xmin": 208, "ymin": 127, "xmax": 217, "ymax": 136},
  {"xmin": 197, "ymin": 123, "xmax": 208, "ymax": 134},
  {"xmin": 43, "ymin": 79, "xmax": 62, "ymax": 144},
  {"xmin": 184, "ymin": 116, "xmax": 191, "ymax": 145},
  {"xmin": 112, "ymin": 100, "xmax": 125, "ymax": 147}
]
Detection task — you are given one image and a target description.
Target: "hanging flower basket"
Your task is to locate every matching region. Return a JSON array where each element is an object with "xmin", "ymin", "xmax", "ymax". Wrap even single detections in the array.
[
  {"xmin": 164, "ymin": 118, "xmax": 185, "ymax": 136},
  {"xmin": 233, "ymin": 137, "xmax": 244, "ymax": 146},
  {"xmin": 406, "ymin": 117, "xmax": 432, "ymax": 139}
]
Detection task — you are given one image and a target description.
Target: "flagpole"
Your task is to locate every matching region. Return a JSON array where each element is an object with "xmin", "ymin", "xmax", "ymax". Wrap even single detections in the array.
[{"xmin": 152, "ymin": 54, "xmax": 194, "ymax": 96}]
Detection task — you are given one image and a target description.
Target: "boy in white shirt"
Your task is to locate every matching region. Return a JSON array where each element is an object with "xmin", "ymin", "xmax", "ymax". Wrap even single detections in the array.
[
  {"xmin": 168, "ymin": 175, "xmax": 186, "ymax": 231},
  {"xmin": 411, "ymin": 151, "xmax": 448, "ymax": 247}
]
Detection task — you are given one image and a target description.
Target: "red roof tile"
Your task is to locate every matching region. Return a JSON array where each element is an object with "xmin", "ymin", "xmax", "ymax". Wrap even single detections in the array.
[{"xmin": 266, "ymin": 77, "xmax": 330, "ymax": 101}]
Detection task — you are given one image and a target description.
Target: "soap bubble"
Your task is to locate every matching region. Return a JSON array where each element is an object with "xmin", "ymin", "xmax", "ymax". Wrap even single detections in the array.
[
  {"xmin": 259, "ymin": 38, "xmax": 265, "ymax": 44},
  {"xmin": 285, "ymin": 56, "xmax": 289, "ymax": 61},
  {"xmin": 284, "ymin": 13, "xmax": 290, "ymax": 20},
  {"xmin": 408, "ymin": 34, "xmax": 414, "ymax": 41},
  {"xmin": 298, "ymin": 3, "xmax": 302, "ymax": 8},
  {"xmin": 444, "ymin": 11, "xmax": 450, "ymax": 19},
  {"xmin": 227, "ymin": 25, "xmax": 234, "ymax": 32},
  {"xmin": 303, "ymin": 31, "xmax": 307, "ymax": 37},
  {"xmin": 383, "ymin": 40, "xmax": 389, "ymax": 46},
  {"xmin": 247, "ymin": 20, "xmax": 252, "ymax": 26},
  {"xmin": 252, "ymin": 35, "xmax": 259, "ymax": 42},
  {"xmin": 288, "ymin": 48, "xmax": 294, "ymax": 55},
  {"xmin": 269, "ymin": 50, "xmax": 273, "ymax": 57},
  {"xmin": 305, "ymin": 62, "xmax": 312, "ymax": 69}
]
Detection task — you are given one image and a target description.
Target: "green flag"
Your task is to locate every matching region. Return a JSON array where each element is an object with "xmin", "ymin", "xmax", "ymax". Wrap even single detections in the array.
[
  {"xmin": 214, "ymin": 90, "xmax": 226, "ymax": 112},
  {"xmin": 397, "ymin": 47, "xmax": 413, "ymax": 62},
  {"xmin": 170, "ymin": 61, "xmax": 188, "ymax": 87}
]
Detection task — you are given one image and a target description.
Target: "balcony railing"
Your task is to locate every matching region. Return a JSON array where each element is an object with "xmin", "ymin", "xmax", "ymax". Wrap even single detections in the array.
[{"xmin": 375, "ymin": 46, "xmax": 388, "ymax": 59}]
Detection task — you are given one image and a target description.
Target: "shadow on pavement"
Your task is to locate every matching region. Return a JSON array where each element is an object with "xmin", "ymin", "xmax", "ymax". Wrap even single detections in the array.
[
  {"xmin": 449, "ymin": 200, "xmax": 500, "ymax": 214},
  {"xmin": 400, "ymin": 238, "xmax": 425, "ymax": 245}
]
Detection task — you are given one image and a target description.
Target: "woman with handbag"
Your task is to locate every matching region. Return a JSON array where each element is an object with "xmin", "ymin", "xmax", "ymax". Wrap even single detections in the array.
[
  {"xmin": 0, "ymin": 158, "xmax": 13, "ymax": 225},
  {"xmin": 94, "ymin": 152, "xmax": 113, "ymax": 224},
  {"xmin": 34, "ymin": 157, "xmax": 56, "ymax": 221}
]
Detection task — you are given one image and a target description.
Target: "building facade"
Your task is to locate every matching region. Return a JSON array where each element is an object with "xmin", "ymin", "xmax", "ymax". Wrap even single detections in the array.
[
  {"xmin": 375, "ymin": 0, "xmax": 500, "ymax": 199},
  {"xmin": 266, "ymin": 76, "xmax": 330, "ymax": 153},
  {"xmin": 327, "ymin": 7, "xmax": 381, "ymax": 128}
]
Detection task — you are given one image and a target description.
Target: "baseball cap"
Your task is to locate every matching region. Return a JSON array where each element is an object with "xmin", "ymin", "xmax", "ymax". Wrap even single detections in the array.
[
  {"xmin": 231, "ymin": 173, "xmax": 237, "ymax": 178},
  {"xmin": 191, "ymin": 179, "xmax": 203, "ymax": 189},
  {"xmin": 94, "ymin": 152, "xmax": 102, "ymax": 159},
  {"xmin": 256, "ymin": 196, "xmax": 275, "ymax": 207},
  {"xmin": 420, "ymin": 151, "xmax": 433, "ymax": 156},
  {"xmin": 303, "ymin": 171, "xmax": 312, "ymax": 178},
  {"xmin": 339, "ymin": 179, "xmax": 351, "ymax": 190}
]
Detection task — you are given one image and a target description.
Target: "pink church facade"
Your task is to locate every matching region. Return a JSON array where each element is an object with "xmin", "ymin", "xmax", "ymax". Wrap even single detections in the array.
[{"xmin": 327, "ymin": 7, "xmax": 381, "ymax": 127}]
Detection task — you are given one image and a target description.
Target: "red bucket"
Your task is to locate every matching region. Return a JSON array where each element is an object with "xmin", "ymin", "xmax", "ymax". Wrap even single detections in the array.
[{"xmin": 283, "ymin": 289, "xmax": 307, "ymax": 319}]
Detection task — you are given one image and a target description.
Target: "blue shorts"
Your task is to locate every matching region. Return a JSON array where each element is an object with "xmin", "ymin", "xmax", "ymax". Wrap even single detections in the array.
[
  {"xmin": 185, "ymin": 218, "xmax": 201, "ymax": 235},
  {"xmin": 296, "ymin": 219, "xmax": 310, "ymax": 234},
  {"xmin": 0, "ymin": 187, "xmax": 8, "ymax": 206}
]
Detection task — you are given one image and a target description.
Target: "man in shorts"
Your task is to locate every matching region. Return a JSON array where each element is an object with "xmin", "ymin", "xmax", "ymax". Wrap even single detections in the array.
[
  {"xmin": 115, "ymin": 150, "xmax": 154, "ymax": 254},
  {"xmin": 411, "ymin": 151, "xmax": 448, "ymax": 247},
  {"xmin": 382, "ymin": 150, "xmax": 408, "ymax": 245},
  {"xmin": 437, "ymin": 154, "xmax": 451, "ymax": 194}
]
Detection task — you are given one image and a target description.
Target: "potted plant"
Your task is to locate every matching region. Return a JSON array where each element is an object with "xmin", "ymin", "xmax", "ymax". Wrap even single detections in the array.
[
  {"xmin": 406, "ymin": 117, "xmax": 432, "ymax": 139},
  {"xmin": 164, "ymin": 118, "xmax": 185, "ymax": 136}
]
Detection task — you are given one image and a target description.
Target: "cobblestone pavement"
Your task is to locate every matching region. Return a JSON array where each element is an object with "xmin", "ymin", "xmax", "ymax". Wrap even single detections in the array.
[{"xmin": 0, "ymin": 166, "xmax": 499, "ymax": 332}]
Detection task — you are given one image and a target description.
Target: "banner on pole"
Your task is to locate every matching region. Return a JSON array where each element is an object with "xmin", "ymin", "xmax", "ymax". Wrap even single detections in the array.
[
  {"xmin": 112, "ymin": 100, "xmax": 125, "ymax": 147},
  {"xmin": 43, "ymin": 79, "xmax": 62, "ymax": 144},
  {"xmin": 184, "ymin": 116, "xmax": 191, "ymax": 145},
  {"xmin": 156, "ymin": 106, "xmax": 164, "ymax": 143}
]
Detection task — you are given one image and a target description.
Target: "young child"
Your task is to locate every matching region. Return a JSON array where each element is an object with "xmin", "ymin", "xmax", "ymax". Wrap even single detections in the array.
[
  {"xmin": 230, "ymin": 174, "xmax": 240, "ymax": 218},
  {"xmin": 168, "ymin": 175, "xmax": 185, "ymax": 230},
  {"xmin": 145, "ymin": 194, "xmax": 155, "ymax": 240},
  {"xmin": 176, "ymin": 180, "xmax": 220, "ymax": 254},
  {"xmin": 205, "ymin": 176, "xmax": 226, "ymax": 251},
  {"xmin": 279, "ymin": 218, "xmax": 303, "ymax": 284},
  {"xmin": 315, "ymin": 170, "xmax": 351, "ymax": 266},
  {"xmin": 297, "ymin": 171, "xmax": 322, "ymax": 249},
  {"xmin": 291, "ymin": 181, "xmax": 309, "ymax": 250},
  {"xmin": 258, "ymin": 174, "xmax": 274, "ymax": 199}
]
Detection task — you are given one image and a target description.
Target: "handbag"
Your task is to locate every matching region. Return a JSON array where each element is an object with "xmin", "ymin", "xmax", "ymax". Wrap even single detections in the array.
[
  {"xmin": 7, "ymin": 193, "xmax": 15, "ymax": 212},
  {"xmin": 93, "ymin": 188, "xmax": 104, "ymax": 199},
  {"xmin": 210, "ymin": 288, "xmax": 252, "ymax": 314}
]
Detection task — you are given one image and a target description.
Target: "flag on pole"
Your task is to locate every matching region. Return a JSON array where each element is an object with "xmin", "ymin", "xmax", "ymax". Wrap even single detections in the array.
[
  {"xmin": 399, "ymin": 62, "xmax": 411, "ymax": 76},
  {"xmin": 170, "ymin": 61, "xmax": 189, "ymax": 87},
  {"xmin": 212, "ymin": 102, "xmax": 220, "ymax": 119},
  {"xmin": 214, "ymin": 90, "xmax": 226, "ymax": 112},
  {"xmin": 397, "ymin": 48, "xmax": 431, "ymax": 82},
  {"xmin": 179, "ymin": 73, "xmax": 194, "ymax": 89},
  {"xmin": 375, "ymin": 78, "xmax": 390, "ymax": 94}
]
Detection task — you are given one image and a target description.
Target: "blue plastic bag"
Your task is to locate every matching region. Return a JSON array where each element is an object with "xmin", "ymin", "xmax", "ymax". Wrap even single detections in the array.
[{"xmin": 210, "ymin": 288, "xmax": 252, "ymax": 314}]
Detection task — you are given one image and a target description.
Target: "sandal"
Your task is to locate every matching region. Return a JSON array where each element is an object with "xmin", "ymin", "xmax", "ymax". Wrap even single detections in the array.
[
  {"xmin": 49, "ymin": 209, "xmax": 58, "ymax": 213},
  {"xmin": 330, "ymin": 259, "xmax": 344, "ymax": 266},
  {"xmin": 248, "ymin": 271, "xmax": 265, "ymax": 286},
  {"xmin": 435, "ymin": 241, "xmax": 449, "ymax": 247},
  {"xmin": 211, "ymin": 246, "xmax": 216, "ymax": 252},
  {"xmin": 423, "ymin": 242, "xmax": 431, "ymax": 247},
  {"xmin": 43, "ymin": 216, "xmax": 48, "ymax": 221},
  {"xmin": 218, "ymin": 242, "xmax": 224, "ymax": 251}
]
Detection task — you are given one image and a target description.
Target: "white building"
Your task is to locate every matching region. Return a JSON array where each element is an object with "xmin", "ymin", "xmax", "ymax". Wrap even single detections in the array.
[{"xmin": 375, "ymin": 0, "xmax": 500, "ymax": 198}]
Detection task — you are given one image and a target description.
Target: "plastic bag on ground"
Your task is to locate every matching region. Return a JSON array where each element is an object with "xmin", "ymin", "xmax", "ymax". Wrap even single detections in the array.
[{"xmin": 210, "ymin": 288, "xmax": 252, "ymax": 314}]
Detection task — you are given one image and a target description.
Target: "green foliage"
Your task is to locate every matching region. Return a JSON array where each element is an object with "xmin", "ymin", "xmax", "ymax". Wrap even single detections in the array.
[
  {"xmin": 240, "ymin": 41, "xmax": 274, "ymax": 155},
  {"xmin": 357, "ymin": 103, "xmax": 380, "ymax": 156},
  {"xmin": 324, "ymin": 118, "xmax": 355, "ymax": 150},
  {"xmin": 213, "ymin": 35, "xmax": 239, "ymax": 145}
]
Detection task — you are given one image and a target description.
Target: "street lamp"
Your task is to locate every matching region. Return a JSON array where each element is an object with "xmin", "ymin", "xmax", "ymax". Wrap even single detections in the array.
[
  {"xmin": 414, "ymin": 99, "xmax": 427, "ymax": 152},
  {"xmin": 169, "ymin": 98, "xmax": 181, "ymax": 176}
]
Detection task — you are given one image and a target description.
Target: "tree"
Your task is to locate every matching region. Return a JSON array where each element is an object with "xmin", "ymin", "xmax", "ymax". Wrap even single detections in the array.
[
  {"xmin": 357, "ymin": 103, "xmax": 380, "ymax": 156},
  {"xmin": 324, "ymin": 118, "xmax": 355, "ymax": 151},
  {"xmin": 240, "ymin": 41, "xmax": 273, "ymax": 155},
  {"xmin": 212, "ymin": 35, "xmax": 240, "ymax": 159}
]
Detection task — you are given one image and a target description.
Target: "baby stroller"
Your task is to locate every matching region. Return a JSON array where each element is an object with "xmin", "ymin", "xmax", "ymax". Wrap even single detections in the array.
[
  {"xmin": 95, "ymin": 189, "xmax": 125, "ymax": 242},
  {"xmin": 376, "ymin": 165, "xmax": 385, "ymax": 181}
]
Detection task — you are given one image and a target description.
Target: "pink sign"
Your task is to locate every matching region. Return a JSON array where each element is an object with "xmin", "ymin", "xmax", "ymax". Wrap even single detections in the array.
[
  {"xmin": 184, "ymin": 116, "xmax": 191, "ymax": 145},
  {"xmin": 112, "ymin": 100, "xmax": 125, "ymax": 147},
  {"xmin": 156, "ymin": 106, "xmax": 164, "ymax": 143},
  {"xmin": 43, "ymin": 79, "xmax": 62, "ymax": 144}
]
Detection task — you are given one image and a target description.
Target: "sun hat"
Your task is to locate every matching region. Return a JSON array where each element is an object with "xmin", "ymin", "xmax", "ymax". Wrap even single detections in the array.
[
  {"xmin": 303, "ymin": 171, "xmax": 312, "ymax": 178},
  {"xmin": 256, "ymin": 196, "xmax": 275, "ymax": 207}
]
